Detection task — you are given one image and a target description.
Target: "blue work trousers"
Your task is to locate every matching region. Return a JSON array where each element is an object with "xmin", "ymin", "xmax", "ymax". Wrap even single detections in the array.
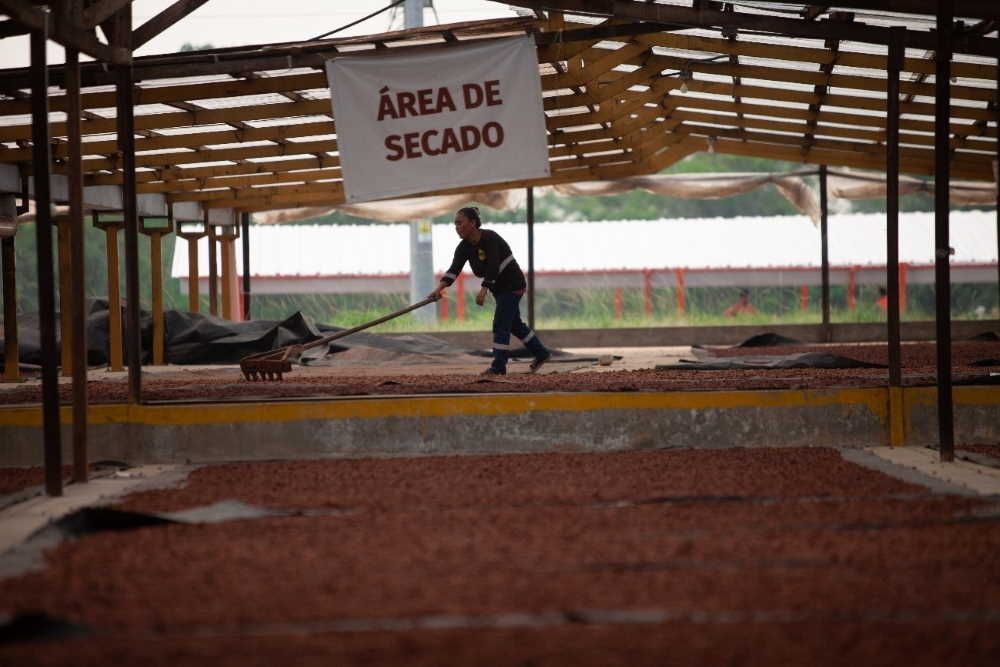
[{"xmin": 490, "ymin": 291, "xmax": 547, "ymax": 373}]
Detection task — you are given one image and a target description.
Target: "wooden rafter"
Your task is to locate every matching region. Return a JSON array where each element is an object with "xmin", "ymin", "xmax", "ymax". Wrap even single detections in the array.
[
  {"xmin": 132, "ymin": 0, "xmax": 212, "ymax": 49},
  {"xmin": 1, "ymin": 8, "xmax": 997, "ymax": 215},
  {"xmin": 504, "ymin": 0, "xmax": 1000, "ymax": 57},
  {"xmin": 81, "ymin": 0, "xmax": 134, "ymax": 29},
  {"xmin": 0, "ymin": 0, "xmax": 130, "ymax": 64},
  {"xmin": 802, "ymin": 11, "xmax": 853, "ymax": 156}
]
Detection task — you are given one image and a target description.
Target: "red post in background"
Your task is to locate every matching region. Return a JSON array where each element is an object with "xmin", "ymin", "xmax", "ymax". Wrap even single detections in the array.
[
  {"xmin": 847, "ymin": 266, "xmax": 857, "ymax": 311},
  {"xmin": 675, "ymin": 268, "xmax": 686, "ymax": 316},
  {"xmin": 643, "ymin": 270, "xmax": 653, "ymax": 318},
  {"xmin": 438, "ymin": 277, "xmax": 449, "ymax": 321},
  {"xmin": 899, "ymin": 262, "xmax": 908, "ymax": 313},
  {"xmin": 614, "ymin": 287, "xmax": 624, "ymax": 320},
  {"xmin": 800, "ymin": 285, "xmax": 809, "ymax": 311},
  {"xmin": 456, "ymin": 272, "xmax": 465, "ymax": 322}
]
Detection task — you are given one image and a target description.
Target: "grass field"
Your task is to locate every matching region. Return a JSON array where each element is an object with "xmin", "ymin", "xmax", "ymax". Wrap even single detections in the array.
[{"xmin": 246, "ymin": 286, "xmax": 997, "ymax": 333}]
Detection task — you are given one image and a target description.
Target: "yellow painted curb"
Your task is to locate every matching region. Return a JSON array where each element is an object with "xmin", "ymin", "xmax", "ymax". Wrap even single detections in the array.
[{"xmin": 0, "ymin": 387, "xmax": 891, "ymax": 428}]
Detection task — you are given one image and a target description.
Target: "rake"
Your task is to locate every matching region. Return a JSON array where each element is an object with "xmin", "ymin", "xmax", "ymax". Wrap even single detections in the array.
[{"xmin": 239, "ymin": 296, "xmax": 438, "ymax": 381}]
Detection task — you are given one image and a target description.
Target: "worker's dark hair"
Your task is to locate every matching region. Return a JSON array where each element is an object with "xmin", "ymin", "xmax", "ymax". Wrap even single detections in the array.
[
  {"xmin": 458, "ymin": 206, "xmax": 481, "ymax": 228},
  {"xmin": 738, "ymin": 289, "xmax": 749, "ymax": 298}
]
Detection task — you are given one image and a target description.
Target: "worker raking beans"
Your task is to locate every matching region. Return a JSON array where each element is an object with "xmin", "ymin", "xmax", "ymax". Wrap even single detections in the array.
[{"xmin": 429, "ymin": 207, "xmax": 551, "ymax": 376}]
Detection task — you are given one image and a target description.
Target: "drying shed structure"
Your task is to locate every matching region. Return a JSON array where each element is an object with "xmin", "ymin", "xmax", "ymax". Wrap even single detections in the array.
[{"xmin": 1, "ymin": 0, "xmax": 999, "ymax": 492}]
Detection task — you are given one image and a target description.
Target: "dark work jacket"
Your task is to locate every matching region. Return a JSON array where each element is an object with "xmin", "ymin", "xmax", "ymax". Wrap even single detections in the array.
[{"xmin": 440, "ymin": 229, "xmax": 526, "ymax": 293}]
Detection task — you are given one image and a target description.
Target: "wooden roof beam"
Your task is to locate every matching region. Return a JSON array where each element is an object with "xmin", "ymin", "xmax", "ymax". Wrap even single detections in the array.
[
  {"xmin": 709, "ymin": 135, "xmax": 992, "ymax": 182},
  {"xmin": 0, "ymin": 19, "xmax": 30, "ymax": 38},
  {"xmin": 615, "ymin": 22, "xmax": 997, "ymax": 81},
  {"xmin": 81, "ymin": 0, "xmax": 134, "ymax": 29},
  {"xmin": 87, "ymin": 154, "xmax": 341, "ymax": 186},
  {"xmin": 134, "ymin": 166, "xmax": 344, "ymax": 194},
  {"xmin": 0, "ymin": 97, "xmax": 332, "ymax": 142},
  {"xmin": 0, "ymin": 0, "xmax": 130, "ymax": 64},
  {"xmin": 672, "ymin": 124, "xmax": 994, "ymax": 180},
  {"xmin": 221, "ymin": 159, "xmax": 646, "ymax": 213},
  {"xmin": 0, "ymin": 71, "xmax": 329, "ymax": 116},
  {"xmin": 721, "ymin": 3, "xmax": 745, "ymax": 142},
  {"xmin": 133, "ymin": 0, "xmax": 212, "ymax": 49},
  {"xmin": 505, "ymin": 0, "xmax": 1000, "ymax": 57},
  {"xmin": 802, "ymin": 11, "xmax": 853, "ymax": 156}
]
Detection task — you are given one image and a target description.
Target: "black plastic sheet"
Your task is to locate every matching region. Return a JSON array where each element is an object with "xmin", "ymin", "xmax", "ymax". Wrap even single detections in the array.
[{"xmin": 0, "ymin": 300, "xmax": 477, "ymax": 366}]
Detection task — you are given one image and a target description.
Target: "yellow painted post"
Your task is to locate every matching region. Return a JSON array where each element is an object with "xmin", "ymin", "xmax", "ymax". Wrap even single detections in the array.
[
  {"xmin": 214, "ymin": 224, "xmax": 240, "ymax": 321},
  {"xmin": 176, "ymin": 222, "xmax": 206, "ymax": 314},
  {"xmin": 888, "ymin": 385, "xmax": 907, "ymax": 447},
  {"xmin": 140, "ymin": 217, "xmax": 173, "ymax": 365}
]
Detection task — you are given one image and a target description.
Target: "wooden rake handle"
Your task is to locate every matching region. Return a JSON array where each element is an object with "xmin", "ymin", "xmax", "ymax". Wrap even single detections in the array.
[{"xmin": 295, "ymin": 296, "xmax": 439, "ymax": 354}]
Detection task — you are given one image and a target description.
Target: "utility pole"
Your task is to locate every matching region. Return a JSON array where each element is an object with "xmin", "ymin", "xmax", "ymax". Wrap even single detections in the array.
[{"xmin": 405, "ymin": 0, "xmax": 436, "ymax": 325}]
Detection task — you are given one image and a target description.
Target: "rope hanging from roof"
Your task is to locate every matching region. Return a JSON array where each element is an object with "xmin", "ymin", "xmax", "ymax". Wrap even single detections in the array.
[
  {"xmin": 826, "ymin": 169, "xmax": 998, "ymax": 207},
  {"xmin": 550, "ymin": 172, "xmax": 821, "ymax": 225}
]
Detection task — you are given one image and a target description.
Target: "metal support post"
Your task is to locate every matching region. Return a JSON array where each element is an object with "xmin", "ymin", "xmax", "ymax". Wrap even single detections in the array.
[
  {"xmin": 241, "ymin": 212, "xmax": 251, "ymax": 320},
  {"xmin": 819, "ymin": 165, "xmax": 830, "ymax": 341},
  {"xmin": 887, "ymin": 28, "xmax": 904, "ymax": 389},
  {"xmin": 66, "ymin": 35, "xmax": 88, "ymax": 482},
  {"xmin": 31, "ymin": 22, "xmax": 63, "ymax": 496},
  {"xmin": 934, "ymin": 2, "xmax": 954, "ymax": 461},
  {"xmin": 114, "ymin": 6, "xmax": 141, "ymax": 403},
  {"xmin": 527, "ymin": 186, "xmax": 536, "ymax": 330},
  {"xmin": 207, "ymin": 222, "xmax": 218, "ymax": 316}
]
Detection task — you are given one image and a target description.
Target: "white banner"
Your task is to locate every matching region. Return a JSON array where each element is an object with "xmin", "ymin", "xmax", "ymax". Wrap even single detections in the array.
[{"xmin": 327, "ymin": 35, "xmax": 550, "ymax": 203}]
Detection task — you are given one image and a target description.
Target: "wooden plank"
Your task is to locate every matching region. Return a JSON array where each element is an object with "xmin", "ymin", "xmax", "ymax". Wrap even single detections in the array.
[
  {"xmin": 0, "ymin": 119, "xmax": 337, "ymax": 162},
  {"xmin": 0, "ymin": 17, "xmax": 538, "ymax": 91},
  {"xmin": 505, "ymin": 0, "xmax": 1000, "ymax": 58},
  {"xmin": 627, "ymin": 47, "xmax": 996, "ymax": 104},
  {"xmin": 201, "ymin": 153, "xmax": 648, "ymax": 210},
  {"xmin": 87, "ymin": 155, "xmax": 340, "ymax": 185},
  {"xmin": 668, "ymin": 107, "xmax": 997, "ymax": 152},
  {"xmin": 136, "ymin": 167, "xmax": 344, "ymax": 194},
  {"xmin": 678, "ymin": 128, "xmax": 994, "ymax": 180},
  {"xmin": 0, "ymin": 72, "xmax": 328, "ymax": 116},
  {"xmin": 233, "ymin": 161, "xmax": 646, "ymax": 213},
  {"xmin": 627, "ymin": 22, "xmax": 997, "ymax": 81}
]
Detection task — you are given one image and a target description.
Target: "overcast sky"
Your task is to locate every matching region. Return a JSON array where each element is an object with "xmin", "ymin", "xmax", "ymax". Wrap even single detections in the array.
[{"xmin": 0, "ymin": 1, "xmax": 521, "ymax": 70}]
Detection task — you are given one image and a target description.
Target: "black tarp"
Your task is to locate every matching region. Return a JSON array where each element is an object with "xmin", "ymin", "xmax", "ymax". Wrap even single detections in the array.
[
  {"xmin": 0, "ymin": 299, "xmax": 331, "ymax": 366},
  {"xmin": 0, "ymin": 299, "xmax": 552, "ymax": 366},
  {"xmin": 734, "ymin": 332, "xmax": 803, "ymax": 347},
  {"xmin": 657, "ymin": 352, "xmax": 888, "ymax": 371}
]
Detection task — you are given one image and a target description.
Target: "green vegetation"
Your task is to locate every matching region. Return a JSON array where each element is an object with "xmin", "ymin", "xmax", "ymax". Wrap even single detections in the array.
[
  {"xmin": 248, "ymin": 284, "xmax": 996, "ymax": 334},
  {"xmin": 179, "ymin": 42, "xmax": 215, "ymax": 52},
  {"xmin": 9, "ymin": 219, "xmax": 188, "ymax": 318},
  {"xmin": 2, "ymin": 154, "xmax": 995, "ymax": 329}
]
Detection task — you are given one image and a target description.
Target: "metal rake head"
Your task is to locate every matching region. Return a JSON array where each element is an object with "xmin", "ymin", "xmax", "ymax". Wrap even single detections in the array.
[{"xmin": 239, "ymin": 347, "xmax": 295, "ymax": 382}]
